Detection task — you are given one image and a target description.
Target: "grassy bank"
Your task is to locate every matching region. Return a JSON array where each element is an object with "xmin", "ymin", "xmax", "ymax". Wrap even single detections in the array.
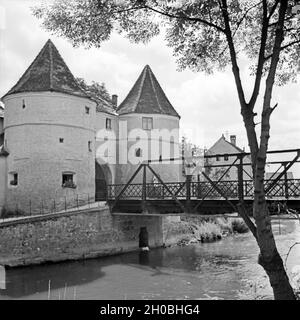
[{"xmin": 163, "ymin": 216, "xmax": 249, "ymax": 247}]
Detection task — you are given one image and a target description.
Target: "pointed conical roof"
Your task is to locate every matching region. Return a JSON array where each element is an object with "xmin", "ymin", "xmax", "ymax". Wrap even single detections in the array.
[
  {"xmin": 3, "ymin": 39, "xmax": 89, "ymax": 99},
  {"xmin": 117, "ymin": 65, "xmax": 180, "ymax": 118}
]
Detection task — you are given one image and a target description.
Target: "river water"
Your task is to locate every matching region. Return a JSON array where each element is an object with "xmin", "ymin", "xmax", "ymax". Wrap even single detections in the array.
[{"xmin": 0, "ymin": 219, "xmax": 299, "ymax": 300}]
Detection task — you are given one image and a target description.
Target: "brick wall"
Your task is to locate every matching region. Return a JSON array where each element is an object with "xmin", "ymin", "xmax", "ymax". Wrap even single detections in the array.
[{"xmin": 0, "ymin": 207, "xmax": 165, "ymax": 267}]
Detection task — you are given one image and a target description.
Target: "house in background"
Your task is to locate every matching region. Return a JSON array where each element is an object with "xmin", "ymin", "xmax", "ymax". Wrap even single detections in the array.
[
  {"xmin": 205, "ymin": 135, "xmax": 295, "ymax": 182},
  {"xmin": 205, "ymin": 134, "xmax": 253, "ymax": 181}
]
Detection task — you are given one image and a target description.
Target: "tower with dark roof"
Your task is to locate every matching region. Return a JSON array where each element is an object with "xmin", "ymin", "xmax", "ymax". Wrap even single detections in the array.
[
  {"xmin": 0, "ymin": 40, "xmax": 183, "ymax": 212},
  {"xmin": 116, "ymin": 65, "xmax": 181, "ymax": 184},
  {"xmin": 1, "ymin": 39, "xmax": 97, "ymax": 212},
  {"xmin": 117, "ymin": 65, "xmax": 180, "ymax": 118}
]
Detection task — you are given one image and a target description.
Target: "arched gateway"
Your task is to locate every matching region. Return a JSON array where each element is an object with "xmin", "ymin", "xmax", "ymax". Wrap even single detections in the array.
[{"xmin": 95, "ymin": 161, "xmax": 112, "ymax": 201}]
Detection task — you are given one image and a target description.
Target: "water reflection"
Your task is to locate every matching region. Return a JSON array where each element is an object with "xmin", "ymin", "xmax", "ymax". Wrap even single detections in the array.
[
  {"xmin": 0, "ymin": 220, "xmax": 299, "ymax": 300},
  {"xmin": 0, "ymin": 265, "xmax": 5, "ymax": 290},
  {"xmin": 1, "ymin": 260, "xmax": 105, "ymax": 299},
  {"xmin": 138, "ymin": 251, "xmax": 150, "ymax": 266}
]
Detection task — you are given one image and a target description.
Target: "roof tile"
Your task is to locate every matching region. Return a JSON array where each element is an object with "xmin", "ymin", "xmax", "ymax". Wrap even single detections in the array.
[
  {"xmin": 117, "ymin": 65, "xmax": 180, "ymax": 118},
  {"xmin": 3, "ymin": 39, "xmax": 89, "ymax": 99}
]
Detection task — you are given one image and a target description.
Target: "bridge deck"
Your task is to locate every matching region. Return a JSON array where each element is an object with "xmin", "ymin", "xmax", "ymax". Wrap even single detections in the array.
[
  {"xmin": 107, "ymin": 179, "xmax": 300, "ymax": 214},
  {"xmin": 106, "ymin": 152, "xmax": 300, "ymax": 214},
  {"xmin": 107, "ymin": 179, "xmax": 300, "ymax": 200}
]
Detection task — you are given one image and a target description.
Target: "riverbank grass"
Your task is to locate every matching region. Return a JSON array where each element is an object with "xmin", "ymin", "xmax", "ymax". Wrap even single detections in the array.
[{"xmin": 164, "ymin": 216, "xmax": 249, "ymax": 246}]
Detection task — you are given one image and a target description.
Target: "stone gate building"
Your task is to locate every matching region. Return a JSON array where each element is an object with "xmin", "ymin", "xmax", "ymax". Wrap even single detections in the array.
[{"xmin": 0, "ymin": 40, "xmax": 181, "ymax": 213}]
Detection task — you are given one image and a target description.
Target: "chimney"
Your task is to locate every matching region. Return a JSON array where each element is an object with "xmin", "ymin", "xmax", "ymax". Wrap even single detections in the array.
[
  {"xmin": 112, "ymin": 94, "xmax": 118, "ymax": 109},
  {"xmin": 230, "ymin": 135, "xmax": 236, "ymax": 146}
]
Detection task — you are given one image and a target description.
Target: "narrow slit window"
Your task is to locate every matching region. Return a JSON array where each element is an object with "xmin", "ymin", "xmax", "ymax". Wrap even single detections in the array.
[
  {"xmin": 88, "ymin": 141, "xmax": 92, "ymax": 152},
  {"xmin": 85, "ymin": 106, "xmax": 90, "ymax": 114},
  {"xmin": 10, "ymin": 173, "xmax": 18, "ymax": 186},
  {"xmin": 106, "ymin": 118, "xmax": 112, "ymax": 130},
  {"xmin": 136, "ymin": 148, "xmax": 142, "ymax": 157}
]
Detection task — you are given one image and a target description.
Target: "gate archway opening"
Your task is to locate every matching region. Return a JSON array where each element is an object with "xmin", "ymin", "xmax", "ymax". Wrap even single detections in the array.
[{"xmin": 95, "ymin": 162, "xmax": 112, "ymax": 201}]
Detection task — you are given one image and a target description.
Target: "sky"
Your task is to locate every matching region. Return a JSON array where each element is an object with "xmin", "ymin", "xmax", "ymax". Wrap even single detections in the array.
[{"xmin": 0, "ymin": 0, "xmax": 300, "ymax": 172}]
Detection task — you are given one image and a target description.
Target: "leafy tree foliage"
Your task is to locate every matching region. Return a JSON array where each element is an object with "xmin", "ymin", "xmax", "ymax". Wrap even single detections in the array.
[
  {"xmin": 33, "ymin": 1, "xmax": 300, "ymax": 83},
  {"xmin": 76, "ymin": 77, "xmax": 111, "ymax": 102}
]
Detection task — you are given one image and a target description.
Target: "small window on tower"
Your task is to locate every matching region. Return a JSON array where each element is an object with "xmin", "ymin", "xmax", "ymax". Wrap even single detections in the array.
[
  {"xmin": 142, "ymin": 117, "xmax": 153, "ymax": 130},
  {"xmin": 135, "ymin": 148, "xmax": 142, "ymax": 157},
  {"xmin": 85, "ymin": 106, "xmax": 90, "ymax": 114},
  {"xmin": 59, "ymin": 138, "xmax": 64, "ymax": 143},
  {"xmin": 88, "ymin": 141, "xmax": 92, "ymax": 152},
  {"xmin": 62, "ymin": 173, "xmax": 76, "ymax": 188},
  {"xmin": 9, "ymin": 173, "xmax": 18, "ymax": 186},
  {"xmin": 22, "ymin": 100, "xmax": 26, "ymax": 109},
  {"xmin": 106, "ymin": 118, "xmax": 112, "ymax": 130}
]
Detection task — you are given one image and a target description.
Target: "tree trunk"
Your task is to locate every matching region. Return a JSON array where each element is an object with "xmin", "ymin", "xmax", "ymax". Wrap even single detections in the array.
[
  {"xmin": 251, "ymin": 0, "xmax": 295, "ymax": 300},
  {"xmin": 258, "ymin": 248, "xmax": 296, "ymax": 300},
  {"xmin": 253, "ymin": 161, "xmax": 295, "ymax": 299},
  {"xmin": 222, "ymin": 0, "xmax": 295, "ymax": 299}
]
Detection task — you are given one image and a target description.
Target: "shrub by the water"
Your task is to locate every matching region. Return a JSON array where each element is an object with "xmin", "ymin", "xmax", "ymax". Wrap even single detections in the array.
[
  {"xmin": 191, "ymin": 222, "xmax": 222, "ymax": 242},
  {"xmin": 231, "ymin": 218, "xmax": 249, "ymax": 233},
  {"xmin": 214, "ymin": 217, "xmax": 232, "ymax": 234},
  {"xmin": 166, "ymin": 216, "xmax": 249, "ymax": 247}
]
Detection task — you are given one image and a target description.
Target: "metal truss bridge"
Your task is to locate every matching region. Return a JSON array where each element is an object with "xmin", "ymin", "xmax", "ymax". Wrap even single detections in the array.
[{"xmin": 106, "ymin": 148, "xmax": 300, "ymax": 215}]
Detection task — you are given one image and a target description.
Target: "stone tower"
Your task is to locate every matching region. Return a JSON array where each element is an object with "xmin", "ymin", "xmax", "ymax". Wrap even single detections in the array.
[
  {"xmin": 1, "ymin": 39, "xmax": 97, "ymax": 213},
  {"xmin": 116, "ymin": 65, "xmax": 181, "ymax": 184}
]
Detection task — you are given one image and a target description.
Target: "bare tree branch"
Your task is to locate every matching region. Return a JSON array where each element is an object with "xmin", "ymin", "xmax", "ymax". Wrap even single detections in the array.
[
  {"xmin": 143, "ymin": 5, "xmax": 226, "ymax": 33},
  {"xmin": 110, "ymin": 3, "xmax": 226, "ymax": 33},
  {"xmin": 220, "ymin": 0, "xmax": 246, "ymax": 106},
  {"xmin": 268, "ymin": 0, "xmax": 280, "ymax": 20},
  {"xmin": 248, "ymin": 0, "xmax": 269, "ymax": 109},
  {"xmin": 284, "ymin": 242, "xmax": 300, "ymax": 271},
  {"xmin": 268, "ymin": 14, "xmax": 294, "ymax": 27},
  {"xmin": 232, "ymin": 1, "xmax": 263, "ymax": 38}
]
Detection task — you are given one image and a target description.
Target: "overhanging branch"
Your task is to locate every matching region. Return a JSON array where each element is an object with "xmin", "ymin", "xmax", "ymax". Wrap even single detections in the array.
[
  {"xmin": 110, "ymin": 3, "xmax": 226, "ymax": 33},
  {"xmin": 264, "ymin": 39, "xmax": 300, "ymax": 60},
  {"xmin": 248, "ymin": 0, "xmax": 269, "ymax": 109},
  {"xmin": 143, "ymin": 5, "xmax": 226, "ymax": 33}
]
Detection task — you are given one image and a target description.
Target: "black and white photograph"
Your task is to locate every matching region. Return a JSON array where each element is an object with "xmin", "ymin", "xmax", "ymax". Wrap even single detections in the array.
[{"xmin": 1, "ymin": 0, "xmax": 300, "ymax": 308}]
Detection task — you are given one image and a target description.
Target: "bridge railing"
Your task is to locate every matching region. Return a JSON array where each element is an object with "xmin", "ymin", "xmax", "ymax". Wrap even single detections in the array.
[{"xmin": 107, "ymin": 179, "xmax": 300, "ymax": 200}]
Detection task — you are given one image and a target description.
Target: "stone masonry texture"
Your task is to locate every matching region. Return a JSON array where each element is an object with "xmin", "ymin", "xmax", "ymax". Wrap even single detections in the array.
[{"xmin": 0, "ymin": 207, "xmax": 164, "ymax": 267}]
